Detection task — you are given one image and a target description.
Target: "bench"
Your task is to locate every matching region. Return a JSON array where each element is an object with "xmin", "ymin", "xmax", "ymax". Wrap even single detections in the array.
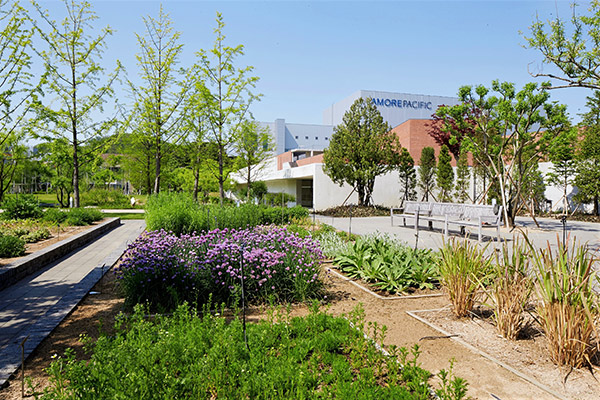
[{"xmin": 390, "ymin": 201, "xmax": 503, "ymax": 242}]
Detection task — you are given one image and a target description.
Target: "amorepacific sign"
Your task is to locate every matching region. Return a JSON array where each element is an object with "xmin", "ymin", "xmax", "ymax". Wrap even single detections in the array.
[{"xmin": 371, "ymin": 98, "xmax": 433, "ymax": 110}]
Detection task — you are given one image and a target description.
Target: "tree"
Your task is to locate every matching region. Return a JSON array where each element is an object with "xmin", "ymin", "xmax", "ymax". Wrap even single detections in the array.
[
  {"xmin": 0, "ymin": 1, "xmax": 41, "ymax": 200},
  {"xmin": 427, "ymin": 103, "xmax": 475, "ymax": 160},
  {"xmin": 447, "ymin": 81, "xmax": 569, "ymax": 227},
  {"xmin": 234, "ymin": 120, "xmax": 274, "ymax": 201},
  {"xmin": 418, "ymin": 147, "xmax": 436, "ymax": 201},
  {"xmin": 455, "ymin": 149, "xmax": 471, "ymax": 203},
  {"xmin": 196, "ymin": 12, "xmax": 260, "ymax": 204},
  {"xmin": 397, "ymin": 148, "xmax": 416, "ymax": 206},
  {"xmin": 574, "ymin": 91, "xmax": 600, "ymax": 215},
  {"xmin": 130, "ymin": 5, "xmax": 187, "ymax": 195},
  {"xmin": 323, "ymin": 97, "xmax": 402, "ymax": 206},
  {"xmin": 31, "ymin": 0, "xmax": 121, "ymax": 207},
  {"xmin": 436, "ymin": 145, "xmax": 454, "ymax": 202},
  {"xmin": 546, "ymin": 127, "xmax": 578, "ymax": 213},
  {"xmin": 525, "ymin": 1, "xmax": 600, "ymax": 90}
]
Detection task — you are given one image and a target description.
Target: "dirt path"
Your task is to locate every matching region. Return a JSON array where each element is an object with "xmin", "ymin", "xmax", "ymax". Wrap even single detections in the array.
[{"xmin": 0, "ymin": 263, "xmax": 565, "ymax": 400}]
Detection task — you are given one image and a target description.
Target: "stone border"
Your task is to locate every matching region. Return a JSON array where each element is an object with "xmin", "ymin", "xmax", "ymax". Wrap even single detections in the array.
[{"xmin": 0, "ymin": 218, "xmax": 121, "ymax": 292}]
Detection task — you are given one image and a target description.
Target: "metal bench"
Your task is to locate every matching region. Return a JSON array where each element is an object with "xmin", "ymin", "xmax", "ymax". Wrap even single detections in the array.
[{"xmin": 391, "ymin": 201, "xmax": 503, "ymax": 242}]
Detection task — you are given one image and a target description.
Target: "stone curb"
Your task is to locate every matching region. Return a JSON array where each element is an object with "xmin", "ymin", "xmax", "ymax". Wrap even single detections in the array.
[{"xmin": 0, "ymin": 218, "xmax": 121, "ymax": 292}]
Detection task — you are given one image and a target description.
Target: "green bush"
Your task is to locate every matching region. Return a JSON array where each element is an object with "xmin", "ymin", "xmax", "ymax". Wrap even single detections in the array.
[
  {"xmin": 146, "ymin": 192, "xmax": 309, "ymax": 236},
  {"xmin": 2, "ymin": 194, "xmax": 42, "ymax": 219},
  {"xmin": 39, "ymin": 303, "xmax": 469, "ymax": 400},
  {"xmin": 65, "ymin": 208, "xmax": 104, "ymax": 226},
  {"xmin": 0, "ymin": 235, "xmax": 25, "ymax": 257},
  {"xmin": 42, "ymin": 208, "xmax": 68, "ymax": 224},
  {"xmin": 21, "ymin": 227, "xmax": 51, "ymax": 243},
  {"xmin": 81, "ymin": 189, "xmax": 131, "ymax": 208}
]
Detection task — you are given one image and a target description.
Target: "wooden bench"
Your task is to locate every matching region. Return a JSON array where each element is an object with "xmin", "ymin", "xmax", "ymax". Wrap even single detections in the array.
[{"xmin": 390, "ymin": 201, "xmax": 503, "ymax": 242}]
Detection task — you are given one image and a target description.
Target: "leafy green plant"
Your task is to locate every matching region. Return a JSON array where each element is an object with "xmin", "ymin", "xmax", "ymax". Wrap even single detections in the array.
[
  {"xmin": 334, "ymin": 234, "xmax": 439, "ymax": 294},
  {"xmin": 0, "ymin": 235, "xmax": 26, "ymax": 257},
  {"xmin": 42, "ymin": 208, "xmax": 68, "ymax": 224},
  {"xmin": 2, "ymin": 194, "xmax": 42, "ymax": 219},
  {"xmin": 438, "ymin": 239, "xmax": 492, "ymax": 318},
  {"xmin": 38, "ymin": 303, "xmax": 469, "ymax": 399},
  {"xmin": 529, "ymin": 238, "xmax": 599, "ymax": 368}
]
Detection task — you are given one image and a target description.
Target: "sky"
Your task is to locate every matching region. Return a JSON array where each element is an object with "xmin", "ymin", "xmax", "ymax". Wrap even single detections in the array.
[{"xmin": 33, "ymin": 0, "xmax": 595, "ymax": 125}]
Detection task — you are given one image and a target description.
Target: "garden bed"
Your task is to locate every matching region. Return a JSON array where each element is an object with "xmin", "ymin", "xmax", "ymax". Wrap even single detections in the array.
[
  {"xmin": 411, "ymin": 307, "xmax": 599, "ymax": 400},
  {"xmin": 1, "ymin": 262, "xmax": 561, "ymax": 400}
]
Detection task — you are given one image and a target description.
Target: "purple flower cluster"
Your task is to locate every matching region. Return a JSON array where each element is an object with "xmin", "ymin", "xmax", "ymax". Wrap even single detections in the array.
[{"xmin": 116, "ymin": 227, "xmax": 324, "ymax": 309}]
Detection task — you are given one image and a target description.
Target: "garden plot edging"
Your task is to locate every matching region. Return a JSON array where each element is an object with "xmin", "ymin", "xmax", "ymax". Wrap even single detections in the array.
[
  {"xmin": 0, "ymin": 217, "xmax": 121, "ymax": 291},
  {"xmin": 406, "ymin": 308, "xmax": 567, "ymax": 400},
  {"xmin": 325, "ymin": 267, "xmax": 443, "ymax": 300}
]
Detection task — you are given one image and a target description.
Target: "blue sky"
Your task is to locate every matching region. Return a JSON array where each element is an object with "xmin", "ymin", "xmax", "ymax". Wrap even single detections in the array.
[{"xmin": 36, "ymin": 0, "xmax": 594, "ymax": 125}]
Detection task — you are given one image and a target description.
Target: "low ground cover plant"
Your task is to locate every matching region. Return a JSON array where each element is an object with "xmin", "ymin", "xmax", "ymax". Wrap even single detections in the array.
[
  {"xmin": 115, "ymin": 226, "xmax": 324, "ymax": 311},
  {"xmin": 333, "ymin": 233, "xmax": 439, "ymax": 294},
  {"xmin": 145, "ymin": 192, "xmax": 308, "ymax": 235},
  {"xmin": 0, "ymin": 219, "xmax": 52, "ymax": 243},
  {"xmin": 37, "ymin": 303, "xmax": 468, "ymax": 400}
]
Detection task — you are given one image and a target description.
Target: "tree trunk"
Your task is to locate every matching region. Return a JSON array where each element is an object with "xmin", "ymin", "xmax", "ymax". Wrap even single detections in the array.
[
  {"xmin": 218, "ymin": 145, "xmax": 224, "ymax": 206},
  {"xmin": 594, "ymin": 196, "xmax": 599, "ymax": 216},
  {"xmin": 246, "ymin": 165, "xmax": 251, "ymax": 202},
  {"xmin": 193, "ymin": 166, "xmax": 200, "ymax": 202},
  {"xmin": 154, "ymin": 135, "xmax": 161, "ymax": 194}
]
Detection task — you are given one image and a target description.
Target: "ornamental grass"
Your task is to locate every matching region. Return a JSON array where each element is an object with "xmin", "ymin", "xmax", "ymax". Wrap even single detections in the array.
[
  {"xmin": 438, "ymin": 239, "xmax": 492, "ymax": 318},
  {"xmin": 530, "ymin": 238, "xmax": 599, "ymax": 368}
]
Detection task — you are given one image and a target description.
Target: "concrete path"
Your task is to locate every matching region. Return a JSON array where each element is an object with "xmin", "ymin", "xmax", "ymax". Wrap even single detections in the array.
[
  {"xmin": 0, "ymin": 220, "xmax": 146, "ymax": 387},
  {"xmin": 314, "ymin": 214, "xmax": 600, "ymax": 253}
]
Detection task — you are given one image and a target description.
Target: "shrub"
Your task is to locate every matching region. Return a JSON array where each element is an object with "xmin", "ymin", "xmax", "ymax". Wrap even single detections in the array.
[
  {"xmin": 115, "ymin": 226, "xmax": 324, "ymax": 311},
  {"xmin": 531, "ymin": 239, "xmax": 598, "ymax": 368},
  {"xmin": 438, "ymin": 239, "xmax": 492, "ymax": 318},
  {"xmin": 42, "ymin": 208, "xmax": 67, "ymax": 224},
  {"xmin": 2, "ymin": 194, "xmax": 42, "ymax": 219},
  {"xmin": 145, "ymin": 192, "xmax": 310, "ymax": 235},
  {"xmin": 487, "ymin": 240, "xmax": 532, "ymax": 340},
  {"xmin": 21, "ymin": 227, "xmax": 51, "ymax": 243},
  {"xmin": 39, "ymin": 303, "xmax": 469, "ymax": 400},
  {"xmin": 65, "ymin": 208, "xmax": 103, "ymax": 226},
  {"xmin": 81, "ymin": 189, "xmax": 130, "ymax": 208},
  {"xmin": 0, "ymin": 235, "xmax": 26, "ymax": 257}
]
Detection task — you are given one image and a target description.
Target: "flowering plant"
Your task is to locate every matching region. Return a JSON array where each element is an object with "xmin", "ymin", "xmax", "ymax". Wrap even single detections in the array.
[{"xmin": 116, "ymin": 227, "xmax": 324, "ymax": 310}]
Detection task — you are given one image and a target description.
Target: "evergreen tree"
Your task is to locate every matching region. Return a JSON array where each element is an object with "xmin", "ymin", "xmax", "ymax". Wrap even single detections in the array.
[
  {"xmin": 436, "ymin": 145, "xmax": 454, "ymax": 202},
  {"xmin": 454, "ymin": 150, "xmax": 471, "ymax": 203},
  {"xmin": 397, "ymin": 148, "xmax": 416, "ymax": 206},
  {"xmin": 418, "ymin": 147, "xmax": 436, "ymax": 201}
]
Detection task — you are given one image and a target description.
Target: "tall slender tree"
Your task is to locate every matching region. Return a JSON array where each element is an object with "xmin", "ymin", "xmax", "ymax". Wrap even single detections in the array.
[
  {"xmin": 234, "ymin": 120, "xmax": 274, "ymax": 201},
  {"xmin": 574, "ymin": 91, "xmax": 600, "ymax": 215},
  {"xmin": 397, "ymin": 148, "xmax": 416, "ymax": 206},
  {"xmin": 130, "ymin": 5, "xmax": 188, "ymax": 194},
  {"xmin": 418, "ymin": 147, "xmax": 436, "ymax": 201},
  {"xmin": 454, "ymin": 149, "xmax": 471, "ymax": 203},
  {"xmin": 196, "ymin": 12, "xmax": 260, "ymax": 204},
  {"xmin": 436, "ymin": 145, "xmax": 454, "ymax": 202},
  {"xmin": 31, "ymin": 0, "xmax": 121, "ymax": 207}
]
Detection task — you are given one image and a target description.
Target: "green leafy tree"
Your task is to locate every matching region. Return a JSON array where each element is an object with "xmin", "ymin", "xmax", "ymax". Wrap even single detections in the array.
[
  {"xmin": 450, "ymin": 81, "xmax": 568, "ymax": 226},
  {"xmin": 129, "ymin": 6, "xmax": 188, "ymax": 194},
  {"xmin": 546, "ymin": 127, "xmax": 578, "ymax": 213},
  {"xmin": 436, "ymin": 145, "xmax": 454, "ymax": 202},
  {"xmin": 454, "ymin": 149, "xmax": 471, "ymax": 203},
  {"xmin": 418, "ymin": 147, "xmax": 436, "ymax": 201},
  {"xmin": 234, "ymin": 120, "xmax": 274, "ymax": 201},
  {"xmin": 323, "ymin": 97, "xmax": 402, "ymax": 206},
  {"xmin": 525, "ymin": 1, "xmax": 600, "ymax": 89},
  {"xmin": 574, "ymin": 92, "xmax": 600, "ymax": 215},
  {"xmin": 31, "ymin": 0, "xmax": 121, "ymax": 207},
  {"xmin": 196, "ymin": 12, "xmax": 260, "ymax": 204},
  {"xmin": 397, "ymin": 148, "xmax": 416, "ymax": 206}
]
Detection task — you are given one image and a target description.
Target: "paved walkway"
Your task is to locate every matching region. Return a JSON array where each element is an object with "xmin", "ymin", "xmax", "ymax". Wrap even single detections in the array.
[
  {"xmin": 314, "ymin": 214, "xmax": 600, "ymax": 253},
  {"xmin": 0, "ymin": 220, "xmax": 146, "ymax": 387}
]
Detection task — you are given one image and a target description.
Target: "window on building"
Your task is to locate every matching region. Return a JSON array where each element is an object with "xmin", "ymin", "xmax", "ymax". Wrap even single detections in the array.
[
  {"xmin": 295, "ymin": 136, "xmax": 298, "ymax": 139},
  {"xmin": 305, "ymin": 136, "xmax": 308, "ymax": 139},
  {"xmin": 325, "ymin": 137, "xmax": 329, "ymax": 141},
  {"xmin": 315, "ymin": 137, "xmax": 318, "ymax": 140}
]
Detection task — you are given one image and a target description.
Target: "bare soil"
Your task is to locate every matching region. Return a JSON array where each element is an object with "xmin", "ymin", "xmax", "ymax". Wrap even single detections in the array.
[{"xmin": 2, "ymin": 261, "xmax": 597, "ymax": 399}]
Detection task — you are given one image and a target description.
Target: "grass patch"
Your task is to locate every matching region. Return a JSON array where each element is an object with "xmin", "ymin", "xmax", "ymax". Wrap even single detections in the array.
[{"xmin": 102, "ymin": 212, "xmax": 144, "ymax": 220}]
